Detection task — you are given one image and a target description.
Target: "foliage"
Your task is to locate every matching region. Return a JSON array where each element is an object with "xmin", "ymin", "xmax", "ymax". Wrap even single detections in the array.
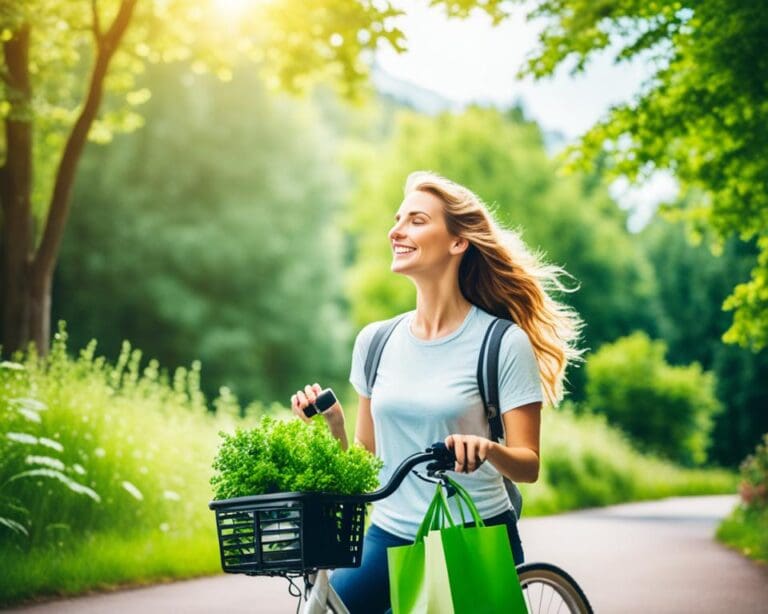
[
  {"xmin": 342, "ymin": 105, "xmax": 660, "ymax": 396},
  {"xmin": 584, "ymin": 332, "xmax": 721, "ymax": 466},
  {"xmin": 0, "ymin": 0, "xmax": 514, "ymax": 234},
  {"xmin": 210, "ymin": 416, "xmax": 382, "ymax": 499},
  {"xmin": 1, "ymin": 0, "xmax": 512, "ymax": 358},
  {"xmin": 0, "ymin": 321, "xmax": 268, "ymax": 558},
  {"xmin": 519, "ymin": 402, "xmax": 736, "ymax": 515},
  {"xmin": 511, "ymin": 0, "xmax": 768, "ymax": 349},
  {"xmin": 716, "ymin": 505, "xmax": 768, "ymax": 565},
  {"xmin": 0, "ymin": 365, "xmax": 98, "ymax": 540},
  {"xmin": 52, "ymin": 62, "xmax": 350, "ymax": 404},
  {"xmin": 639, "ymin": 216, "xmax": 768, "ymax": 467},
  {"xmin": 738, "ymin": 433, "xmax": 768, "ymax": 510},
  {"xmin": 0, "ymin": 343, "xmax": 737, "ymax": 605}
]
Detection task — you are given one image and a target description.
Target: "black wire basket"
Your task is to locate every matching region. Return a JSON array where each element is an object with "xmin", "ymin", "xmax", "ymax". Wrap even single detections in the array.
[{"xmin": 209, "ymin": 491, "xmax": 366, "ymax": 575}]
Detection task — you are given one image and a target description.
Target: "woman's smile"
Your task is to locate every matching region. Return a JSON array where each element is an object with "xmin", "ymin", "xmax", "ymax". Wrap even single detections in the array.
[{"xmin": 393, "ymin": 243, "xmax": 417, "ymax": 257}]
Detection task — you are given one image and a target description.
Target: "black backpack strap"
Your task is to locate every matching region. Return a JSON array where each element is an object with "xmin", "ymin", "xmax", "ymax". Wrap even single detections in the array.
[
  {"xmin": 364, "ymin": 313, "xmax": 409, "ymax": 393},
  {"xmin": 477, "ymin": 318, "xmax": 514, "ymax": 442}
]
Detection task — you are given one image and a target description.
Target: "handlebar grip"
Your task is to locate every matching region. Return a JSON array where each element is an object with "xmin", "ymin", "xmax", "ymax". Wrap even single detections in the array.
[
  {"xmin": 303, "ymin": 388, "xmax": 338, "ymax": 418},
  {"xmin": 426, "ymin": 441, "xmax": 456, "ymax": 471}
]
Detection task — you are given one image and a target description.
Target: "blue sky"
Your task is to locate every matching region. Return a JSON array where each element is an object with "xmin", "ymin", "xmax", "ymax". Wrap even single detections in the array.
[{"xmin": 374, "ymin": 3, "xmax": 679, "ymax": 230}]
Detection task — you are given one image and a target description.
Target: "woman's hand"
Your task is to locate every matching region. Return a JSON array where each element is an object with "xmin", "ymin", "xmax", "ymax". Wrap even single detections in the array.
[
  {"xmin": 445, "ymin": 434, "xmax": 496, "ymax": 474},
  {"xmin": 291, "ymin": 383, "xmax": 345, "ymax": 429}
]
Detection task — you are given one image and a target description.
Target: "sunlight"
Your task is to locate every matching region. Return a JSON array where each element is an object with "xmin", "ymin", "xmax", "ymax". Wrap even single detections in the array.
[{"xmin": 212, "ymin": 0, "xmax": 253, "ymax": 19}]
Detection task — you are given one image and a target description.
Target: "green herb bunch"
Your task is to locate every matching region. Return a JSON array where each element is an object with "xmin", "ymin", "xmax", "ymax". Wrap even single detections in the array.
[{"xmin": 210, "ymin": 417, "xmax": 383, "ymax": 500}]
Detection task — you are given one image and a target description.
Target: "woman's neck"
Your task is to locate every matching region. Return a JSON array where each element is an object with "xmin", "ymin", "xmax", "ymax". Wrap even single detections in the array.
[{"xmin": 411, "ymin": 277, "xmax": 473, "ymax": 341}]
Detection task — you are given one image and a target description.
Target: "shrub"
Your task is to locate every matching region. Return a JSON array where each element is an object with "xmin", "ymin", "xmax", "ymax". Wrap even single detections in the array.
[
  {"xmin": 739, "ymin": 433, "xmax": 768, "ymax": 509},
  {"xmin": 584, "ymin": 332, "xmax": 721, "ymax": 465}
]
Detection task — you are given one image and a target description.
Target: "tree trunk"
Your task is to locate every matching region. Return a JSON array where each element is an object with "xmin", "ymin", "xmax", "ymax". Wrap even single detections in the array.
[
  {"xmin": 1, "ymin": 1, "xmax": 138, "ymax": 358},
  {"xmin": 0, "ymin": 25, "xmax": 36, "ymax": 357}
]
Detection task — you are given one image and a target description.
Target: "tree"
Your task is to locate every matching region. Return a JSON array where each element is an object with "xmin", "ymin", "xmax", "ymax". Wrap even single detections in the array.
[
  {"xmin": 53, "ymin": 62, "xmax": 350, "ymax": 404},
  {"xmin": 639, "ymin": 215, "xmax": 768, "ymax": 466},
  {"xmin": 511, "ymin": 0, "xmax": 768, "ymax": 349},
  {"xmin": 585, "ymin": 331, "xmax": 721, "ymax": 466},
  {"xmin": 0, "ymin": 0, "xmax": 510, "ymax": 357}
]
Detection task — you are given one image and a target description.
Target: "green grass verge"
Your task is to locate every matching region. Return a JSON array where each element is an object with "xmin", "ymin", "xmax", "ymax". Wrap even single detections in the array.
[
  {"xmin": 518, "ymin": 405, "xmax": 737, "ymax": 516},
  {"xmin": 0, "ymin": 529, "xmax": 220, "ymax": 606},
  {"xmin": 716, "ymin": 505, "xmax": 768, "ymax": 565}
]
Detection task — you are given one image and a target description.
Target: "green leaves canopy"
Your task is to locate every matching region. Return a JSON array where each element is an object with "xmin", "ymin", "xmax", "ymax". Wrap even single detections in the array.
[{"xmin": 513, "ymin": 0, "xmax": 768, "ymax": 349}]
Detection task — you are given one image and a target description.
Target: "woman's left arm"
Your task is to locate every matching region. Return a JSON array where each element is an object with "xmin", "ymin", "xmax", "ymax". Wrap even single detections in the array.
[{"xmin": 445, "ymin": 401, "xmax": 542, "ymax": 483}]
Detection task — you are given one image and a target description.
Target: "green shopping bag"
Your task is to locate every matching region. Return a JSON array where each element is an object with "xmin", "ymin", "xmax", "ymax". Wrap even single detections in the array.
[{"xmin": 388, "ymin": 477, "xmax": 527, "ymax": 614}]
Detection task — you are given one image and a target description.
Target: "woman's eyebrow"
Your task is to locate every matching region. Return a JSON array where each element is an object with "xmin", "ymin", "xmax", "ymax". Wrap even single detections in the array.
[{"xmin": 394, "ymin": 210, "xmax": 432, "ymax": 220}]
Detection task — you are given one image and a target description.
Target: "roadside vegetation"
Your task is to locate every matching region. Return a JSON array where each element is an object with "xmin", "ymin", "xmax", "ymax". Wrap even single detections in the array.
[
  {"xmin": 0, "ymin": 332, "xmax": 737, "ymax": 606},
  {"xmin": 716, "ymin": 434, "xmax": 768, "ymax": 564}
]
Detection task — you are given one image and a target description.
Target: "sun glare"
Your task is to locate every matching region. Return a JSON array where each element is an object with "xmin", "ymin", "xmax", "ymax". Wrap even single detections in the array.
[{"xmin": 213, "ymin": 0, "xmax": 253, "ymax": 19}]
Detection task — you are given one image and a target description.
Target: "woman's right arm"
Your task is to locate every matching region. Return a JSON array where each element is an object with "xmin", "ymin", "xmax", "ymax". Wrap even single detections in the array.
[{"xmin": 354, "ymin": 395, "xmax": 375, "ymax": 455}]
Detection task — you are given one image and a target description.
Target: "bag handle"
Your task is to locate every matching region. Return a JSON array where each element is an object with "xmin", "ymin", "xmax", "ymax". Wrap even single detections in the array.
[
  {"xmin": 414, "ymin": 483, "xmax": 456, "ymax": 543},
  {"xmin": 444, "ymin": 476, "xmax": 485, "ymax": 527}
]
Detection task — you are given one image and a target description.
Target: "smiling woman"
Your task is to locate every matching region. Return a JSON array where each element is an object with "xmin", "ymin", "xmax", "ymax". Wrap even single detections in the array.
[{"xmin": 290, "ymin": 170, "xmax": 586, "ymax": 613}]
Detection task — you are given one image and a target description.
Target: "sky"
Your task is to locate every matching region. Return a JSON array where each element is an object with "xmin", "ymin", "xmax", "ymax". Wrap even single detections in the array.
[{"xmin": 373, "ymin": 2, "xmax": 679, "ymax": 231}]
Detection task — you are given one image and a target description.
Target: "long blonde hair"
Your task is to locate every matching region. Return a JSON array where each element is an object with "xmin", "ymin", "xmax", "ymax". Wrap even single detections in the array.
[{"xmin": 404, "ymin": 171, "xmax": 584, "ymax": 406}]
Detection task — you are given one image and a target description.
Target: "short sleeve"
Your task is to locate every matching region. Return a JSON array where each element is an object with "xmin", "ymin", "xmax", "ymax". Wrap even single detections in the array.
[
  {"xmin": 349, "ymin": 322, "xmax": 379, "ymax": 398},
  {"xmin": 498, "ymin": 326, "xmax": 544, "ymax": 413}
]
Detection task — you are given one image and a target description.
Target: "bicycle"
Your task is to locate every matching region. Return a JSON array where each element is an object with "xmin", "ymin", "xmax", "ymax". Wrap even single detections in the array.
[{"xmin": 209, "ymin": 442, "xmax": 593, "ymax": 614}]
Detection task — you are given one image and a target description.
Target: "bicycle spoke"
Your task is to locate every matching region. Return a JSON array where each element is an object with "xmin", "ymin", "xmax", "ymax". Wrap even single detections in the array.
[
  {"xmin": 546, "ymin": 582, "xmax": 556, "ymax": 614},
  {"xmin": 523, "ymin": 581, "xmax": 573, "ymax": 614},
  {"xmin": 525, "ymin": 584, "xmax": 534, "ymax": 613},
  {"xmin": 538, "ymin": 580, "xmax": 544, "ymax": 613}
]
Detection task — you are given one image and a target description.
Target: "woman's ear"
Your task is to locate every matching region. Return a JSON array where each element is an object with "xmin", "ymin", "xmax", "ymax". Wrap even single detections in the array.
[{"xmin": 450, "ymin": 236, "xmax": 469, "ymax": 256}]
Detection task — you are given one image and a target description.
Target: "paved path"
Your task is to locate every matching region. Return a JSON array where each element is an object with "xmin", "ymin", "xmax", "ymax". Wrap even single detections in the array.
[{"xmin": 6, "ymin": 495, "xmax": 767, "ymax": 613}]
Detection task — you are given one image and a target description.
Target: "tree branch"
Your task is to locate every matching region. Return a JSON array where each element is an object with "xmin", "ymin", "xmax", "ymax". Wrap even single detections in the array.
[
  {"xmin": 91, "ymin": 0, "xmax": 103, "ymax": 45},
  {"xmin": 32, "ymin": 0, "xmax": 138, "ymax": 279}
]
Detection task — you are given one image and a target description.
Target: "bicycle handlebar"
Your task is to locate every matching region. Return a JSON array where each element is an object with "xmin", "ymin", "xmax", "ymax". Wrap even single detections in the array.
[{"xmin": 353, "ymin": 441, "xmax": 456, "ymax": 503}]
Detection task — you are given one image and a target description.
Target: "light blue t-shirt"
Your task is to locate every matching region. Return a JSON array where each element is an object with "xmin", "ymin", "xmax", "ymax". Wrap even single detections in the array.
[{"xmin": 349, "ymin": 303, "xmax": 543, "ymax": 540}]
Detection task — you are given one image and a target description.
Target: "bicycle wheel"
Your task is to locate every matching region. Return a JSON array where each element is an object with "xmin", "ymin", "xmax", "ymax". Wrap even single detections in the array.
[{"xmin": 517, "ymin": 562, "xmax": 593, "ymax": 614}]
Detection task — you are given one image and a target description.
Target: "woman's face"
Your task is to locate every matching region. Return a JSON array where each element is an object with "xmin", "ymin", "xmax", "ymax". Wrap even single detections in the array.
[{"xmin": 388, "ymin": 190, "xmax": 466, "ymax": 277}]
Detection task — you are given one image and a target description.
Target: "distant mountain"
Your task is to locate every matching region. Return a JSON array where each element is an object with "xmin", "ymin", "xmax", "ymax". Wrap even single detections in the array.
[
  {"xmin": 369, "ymin": 63, "xmax": 567, "ymax": 154},
  {"xmin": 370, "ymin": 63, "xmax": 459, "ymax": 115}
]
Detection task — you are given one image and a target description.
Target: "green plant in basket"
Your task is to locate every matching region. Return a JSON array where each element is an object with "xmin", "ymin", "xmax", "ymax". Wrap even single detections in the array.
[{"xmin": 210, "ymin": 416, "xmax": 382, "ymax": 500}]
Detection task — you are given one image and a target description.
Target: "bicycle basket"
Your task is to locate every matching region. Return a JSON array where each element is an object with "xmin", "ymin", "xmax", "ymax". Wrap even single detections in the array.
[{"xmin": 209, "ymin": 491, "xmax": 366, "ymax": 575}]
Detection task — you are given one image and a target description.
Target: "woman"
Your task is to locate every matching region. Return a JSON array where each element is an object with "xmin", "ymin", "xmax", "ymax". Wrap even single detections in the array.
[{"xmin": 291, "ymin": 171, "xmax": 583, "ymax": 613}]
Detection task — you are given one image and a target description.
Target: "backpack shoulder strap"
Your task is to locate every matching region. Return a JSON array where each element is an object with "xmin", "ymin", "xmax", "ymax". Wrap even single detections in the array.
[
  {"xmin": 364, "ymin": 313, "xmax": 409, "ymax": 393},
  {"xmin": 477, "ymin": 318, "xmax": 514, "ymax": 442}
]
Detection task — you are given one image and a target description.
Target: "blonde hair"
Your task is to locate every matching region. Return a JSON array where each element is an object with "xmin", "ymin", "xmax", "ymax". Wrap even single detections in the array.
[{"xmin": 404, "ymin": 170, "xmax": 584, "ymax": 406}]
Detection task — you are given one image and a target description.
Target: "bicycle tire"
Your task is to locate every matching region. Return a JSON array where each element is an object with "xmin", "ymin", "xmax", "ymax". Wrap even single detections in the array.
[{"xmin": 517, "ymin": 562, "xmax": 593, "ymax": 614}]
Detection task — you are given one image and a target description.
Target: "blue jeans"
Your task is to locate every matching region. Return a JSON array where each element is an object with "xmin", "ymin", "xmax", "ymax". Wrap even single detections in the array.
[{"xmin": 329, "ymin": 510, "xmax": 524, "ymax": 614}]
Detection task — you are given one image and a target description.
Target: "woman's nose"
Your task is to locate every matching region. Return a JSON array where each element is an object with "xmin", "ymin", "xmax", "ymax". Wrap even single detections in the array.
[{"xmin": 388, "ymin": 223, "xmax": 405, "ymax": 241}]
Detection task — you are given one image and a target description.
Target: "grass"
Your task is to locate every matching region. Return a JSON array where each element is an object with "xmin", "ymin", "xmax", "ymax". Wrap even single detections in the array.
[
  {"xmin": 0, "ymin": 328, "xmax": 739, "ymax": 607},
  {"xmin": 716, "ymin": 505, "xmax": 768, "ymax": 564},
  {"xmin": 0, "ymin": 529, "xmax": 220, "ymax": 605},
  {"xmin": 518, "ymin": 406, "xmax": 737, "ymax": 516},
  {"xmin": 0, "ymin": 327, "xmax": 286, "ymax": 607}
]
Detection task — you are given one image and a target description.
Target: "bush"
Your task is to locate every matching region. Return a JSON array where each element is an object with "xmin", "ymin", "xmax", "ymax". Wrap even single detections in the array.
[
  {"xmin": 717, "ymin": 435, "xmax": 768, "ymax": 564},
  {"xmin": 519, "ymin": 403, "xmax": 736, "ymax": 515},
  {"xmin": 738, "ymin": 432, "xmax": 768, "ymax": 509},
  {"xmin": 210, "ymin": 417, "xmax": 383, "ymax": 499},
  {"xmin": 584, "ymin": 332, "xmax": 721, "ymax": 466},
  {"xmin": 0, "ymin": 323, "xmax": 268, "ymax": 605}
]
